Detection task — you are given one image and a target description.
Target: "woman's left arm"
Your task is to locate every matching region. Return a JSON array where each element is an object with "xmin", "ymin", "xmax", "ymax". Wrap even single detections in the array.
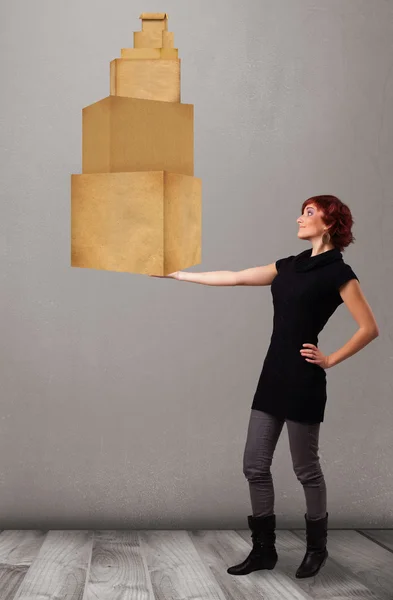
[{"xmin": 327, "ymin": 279, "xmax": 379, "ymax": 368}]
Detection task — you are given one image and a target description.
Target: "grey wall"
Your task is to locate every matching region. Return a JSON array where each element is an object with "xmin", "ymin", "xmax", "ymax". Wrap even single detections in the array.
[{"xmin": 0, "ymin": 0, "xmax": 392, "ymax": 529}]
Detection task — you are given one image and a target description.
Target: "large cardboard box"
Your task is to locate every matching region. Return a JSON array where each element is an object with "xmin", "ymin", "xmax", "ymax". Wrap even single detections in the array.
[
  {"xmin": 82, "ymin": 96, "xmax": 193, "ymax": 176},
  {"xmin": 71, "ymin": 171, "xmax": 201, "ymax": 275}
]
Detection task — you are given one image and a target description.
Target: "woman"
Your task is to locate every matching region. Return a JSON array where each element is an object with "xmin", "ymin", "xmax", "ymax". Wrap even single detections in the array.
[{"xmin": 150, "ymin": 195, "xmax": 379, "ymax": 579}]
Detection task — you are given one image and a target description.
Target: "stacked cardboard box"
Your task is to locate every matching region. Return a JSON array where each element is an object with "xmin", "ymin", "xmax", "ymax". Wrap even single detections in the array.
[{"xmin": 71, "ymin": 13, "xmax": 201, "ymax": 274}]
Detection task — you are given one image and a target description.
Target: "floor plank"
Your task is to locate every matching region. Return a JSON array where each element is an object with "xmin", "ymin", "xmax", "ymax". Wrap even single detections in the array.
[
  {"xmin": 139, "ymin": 530, "xmax": 228, "ymax": 600},
  {"xmin": 358, "ymin": 530, "xmax": 393, "ymax": 553},
  {"xmin": 11, "ymin": 530, "xmax": 93, "ymax": 600},
  {"xmin": 83, "ymin": 530, "xmax": 154, "ymax": 600},
  {"xmin": 0, "ymin": 530, "xmax": 47, "ymax": 600}
]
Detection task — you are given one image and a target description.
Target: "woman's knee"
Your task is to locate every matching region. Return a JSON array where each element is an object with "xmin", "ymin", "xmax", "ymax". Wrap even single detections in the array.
[
  {"xmin": 293, "ymin": 462, "xmax": 324, "ymax": 485},
  {"xmin": 243, "ymin": 455, "xmax": 273, "ymax": 480}
]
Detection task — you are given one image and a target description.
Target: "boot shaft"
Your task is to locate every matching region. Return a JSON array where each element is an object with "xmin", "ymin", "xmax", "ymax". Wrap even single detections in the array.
[
  {"xmin": 304, "ymin": 512, "xmax": 328, "ymax": 551},
  {"xmin": 248, "ymin": 513, "xmax": 276, "ymax": 548}
]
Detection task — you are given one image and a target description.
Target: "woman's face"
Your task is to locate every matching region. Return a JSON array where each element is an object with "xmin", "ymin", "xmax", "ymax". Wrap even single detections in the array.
[{"xmin": 297, "ymin": 203, "xmax": 327, "ymax": 240}]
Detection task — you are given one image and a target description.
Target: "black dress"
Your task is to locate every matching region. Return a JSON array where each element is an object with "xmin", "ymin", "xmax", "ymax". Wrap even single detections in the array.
[{"xmin": 251, "ymin": 247, "xmax": 359, "ymax": 424}]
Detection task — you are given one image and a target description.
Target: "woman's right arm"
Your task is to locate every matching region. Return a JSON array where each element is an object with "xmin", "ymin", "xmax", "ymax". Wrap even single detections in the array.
[
  {"xmin": 150, "ymin": 263, "xmax": 277, "ymax": 286},
  {"xmin": 178, "ymin": 270, "xmax": 237, "ymax": 285}
]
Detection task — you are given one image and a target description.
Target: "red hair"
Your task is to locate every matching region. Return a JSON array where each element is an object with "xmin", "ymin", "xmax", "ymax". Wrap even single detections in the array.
[{"xmin": 301, "ymin": 195, "xmax": 356, "ymax": 252}]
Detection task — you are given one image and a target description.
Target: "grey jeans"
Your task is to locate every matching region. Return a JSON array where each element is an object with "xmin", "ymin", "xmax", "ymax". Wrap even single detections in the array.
[{"xmin": 243, "ymin": 409, "xmax": 327, "ymax": 520}]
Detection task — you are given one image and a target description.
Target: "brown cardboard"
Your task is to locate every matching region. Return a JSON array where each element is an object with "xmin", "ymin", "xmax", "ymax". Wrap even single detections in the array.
[
  {"xmin": 82, "ymin": 95, "xmax": 193, "ymax": 175},
  {"xmin": 71, "ymin": 171, "xmax": 201, "ymax": 274}
]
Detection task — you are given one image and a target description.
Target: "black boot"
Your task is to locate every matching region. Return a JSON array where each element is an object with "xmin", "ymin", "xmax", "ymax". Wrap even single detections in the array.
[
  {"xmin": 227, "ymin": 513, "xmax": 278, "ymax": 575},
  {"xmin": 295, "ymin": 512, "xmax": 329, "ymax": 578}
]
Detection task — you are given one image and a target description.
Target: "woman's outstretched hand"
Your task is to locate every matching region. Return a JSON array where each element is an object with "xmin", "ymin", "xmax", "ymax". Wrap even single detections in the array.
[{"xmin": 149, "ymin": 272, "xmax": 181, "ymax": 279}]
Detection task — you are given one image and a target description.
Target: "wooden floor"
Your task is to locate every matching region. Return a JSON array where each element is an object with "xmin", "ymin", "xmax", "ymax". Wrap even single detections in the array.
[{"xmin": 0, "ymin": 527, "xmax": 392, "ymax": 599}]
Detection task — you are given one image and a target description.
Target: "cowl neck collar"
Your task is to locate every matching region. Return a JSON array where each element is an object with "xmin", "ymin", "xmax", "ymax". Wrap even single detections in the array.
[{"xmin": 294, "ymin": 247, "xmax": 342, "ymax": 272}]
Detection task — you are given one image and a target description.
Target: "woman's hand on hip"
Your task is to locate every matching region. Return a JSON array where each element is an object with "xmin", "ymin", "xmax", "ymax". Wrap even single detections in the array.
[{"xmin": 300, "ymin": 343, "xmax": 331, "ymax": 369}]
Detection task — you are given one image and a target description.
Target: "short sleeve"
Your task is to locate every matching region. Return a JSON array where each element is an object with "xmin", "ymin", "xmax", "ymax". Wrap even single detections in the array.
[
  {"xmin": 333, "ymin": 263, "xmax": 359, "ymax": 292},
  {"xmin": 275, "ymin": 255, "xmax": 295, "ymax": 272}
]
